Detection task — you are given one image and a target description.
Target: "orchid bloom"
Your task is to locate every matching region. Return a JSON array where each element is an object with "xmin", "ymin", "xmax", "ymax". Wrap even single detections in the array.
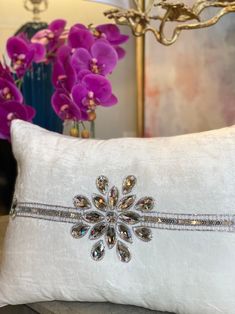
[
  {"xmin": 71, "ymin": 40, "xmax": 118, "ymax": 76},
  {"xmin": 51, "ymin": 89, "xmax": 86, "ymax": 121},
  {"xmin": 94, "ymin": 24, "xmax": 129, "ymax": 59},
  {"xmin": 31, "ymin": 19, "xmax": 67, "ymax": 60},
  {"xmin": 68, "ymin": 24, "xmax": 95, "ymax": 50},
  {"xmin": 71, "ymin": 74, "xmax": 117, "ymax": 116},
  {"xmin": 0, "ymin": 101, "xmax": 35, "ymax": 140},
  {"xmin": 6, "ymin": 35, "xmax": 45, "ymax": 78},
  {"xmin": 0, "ymin": 78, "xmax": 23, "ymax": 103},
  {"xmin": 0, "ymin": 61, "xmax": 14, "ymax": 83},
  {"xmin": 52, "ymin": 46, "xmax": 76, "ymax": 92}
]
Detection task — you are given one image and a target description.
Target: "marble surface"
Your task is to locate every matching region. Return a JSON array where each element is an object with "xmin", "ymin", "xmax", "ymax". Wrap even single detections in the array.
[{"xmin": 0, "ymin": 216, "xmax": 172, "ymax": 314}]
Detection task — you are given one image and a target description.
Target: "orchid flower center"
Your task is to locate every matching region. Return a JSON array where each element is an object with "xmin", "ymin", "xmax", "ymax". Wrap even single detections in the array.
[
  {"xmin": 61, "ymin": 104, "xmax": 69, "ymax": 112},
  {"xmin": 90, "ymin": 58, "xmax": 105, "ymax": 75},
  {"xmin": 90, "ymin": 58, "xmax": 99, "ymax": 74},
  {"xmin": 93, "ymin": 29, "xmax": 106, "ymax": 40},
  {"xmin": 60, "ymin": 104, "xmax": 71, "ymax": 120},
  {"xmin": 13, "ymin": 53, "xmax": 26, "ymax": 70},
  {"xmin": 83, "ymin": 91, "xmax": 99, "ymax": 110},
  {"xmin": 47, "ymin": 32, "xmax": 55, "ymax": 39},
  {"xmin": 7, "ymin": 112, "xmax": 17, "ymax": 121},
  {"xmin": 58, "ymin": 74, "xmax": 67, "ymax": 82},
  {"xmin": 1, "ymin": 87, "xmax": 12, "ymax": 100}
]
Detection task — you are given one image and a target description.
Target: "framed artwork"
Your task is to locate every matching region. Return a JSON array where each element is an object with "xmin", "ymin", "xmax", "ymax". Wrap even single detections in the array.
[{"xmin": 142, "ymin": 13, "xmax": 235, "ymax": 137}]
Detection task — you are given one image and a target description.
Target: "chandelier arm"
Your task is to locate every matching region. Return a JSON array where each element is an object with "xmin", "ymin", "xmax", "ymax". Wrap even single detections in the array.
[
  {"xmin": 176, "ymin": 6, "xmax": 235, "ymax": 31},
  {"xmin": 192, "ymin": 0, "xmax": 235, "ymax": 16},
  {"xmin": 157, "ymin": 5, "xmax": 234, "ymax": 45}
]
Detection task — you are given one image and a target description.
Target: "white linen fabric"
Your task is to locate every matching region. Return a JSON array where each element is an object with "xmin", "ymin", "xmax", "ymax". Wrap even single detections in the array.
[{"xmin": 0, "ymin": 120, "xmax": 235, "ymax": 314}]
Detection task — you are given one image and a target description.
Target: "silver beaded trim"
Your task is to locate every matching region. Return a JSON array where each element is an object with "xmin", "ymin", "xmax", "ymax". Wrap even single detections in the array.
[
  {"xmin": 11, "ymin": 201, "xmax": 82, "ymax": 224},
  {"xmin": 11, "ymin": 201, "xmax": 235, "ymax": 233},
  {"xmin": 142, "ymin": 212, "xmax": 235, "ymax": 232}
]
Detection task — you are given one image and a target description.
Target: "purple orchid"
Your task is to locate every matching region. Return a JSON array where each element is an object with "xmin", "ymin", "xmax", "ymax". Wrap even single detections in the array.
[
  {"xmin": 94, "ymin": 24, "xmax": 129, "ymax": 59},
  {"xmin": 71, "ymin": 40, "xmax": 118, "ymax": 76},
  {"xmin": 7, "ymin": 35, "xmax": 45, "ymax": 78},
  {"xmin": 68, "ymin": 24, "xmax": 95, "ymax": 50},
  {"xmin": 52, "ymin": 46, "xmax": 76, "ymax": 92},
  {"xmin": 31, "ymin": 19, "xmax": 67, "ymax": 61},
  {"xmin": 0, "ymin": 78, "xmax": 23, "ymax": 103},
  {"xmin": 0, "ymin": 61, "xmax": 14, "ymax": 83},
  {"xmin": 71, "ymin": 74, "xmax": 117, "ymax": 115},
  {"xmin": 0, "ymin": 101, "xmax": 35, "ymax": 140},
  {"xmin": 95, "ymin": 24, "xmax": 129, "ymax": 45},
  {"xmin": 51, "ymin": 89, "xmax": 85, "ymax": 121}
]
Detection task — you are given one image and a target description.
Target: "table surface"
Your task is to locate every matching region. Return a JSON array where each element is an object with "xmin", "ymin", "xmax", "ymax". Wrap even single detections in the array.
[{"xmin": 0, "ymin": 216, "xmax": 171, "ymax": 314}]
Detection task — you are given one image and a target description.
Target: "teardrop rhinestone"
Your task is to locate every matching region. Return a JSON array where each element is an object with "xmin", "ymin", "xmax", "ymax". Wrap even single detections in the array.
[
  {"xmin": 108, "ymin": 186, "xmax": 119, "ymax": 210},
  {"xmin": 118, "ymin": 195, "xmax": 136, "ymax": 211},
  {"xmin": 117, "ymin": 223, "xmax": 133, "ymax": 243},
  {"xmin": 116, "ymin": 241, "xmax": 131, "ymax": 263},
  {"xmin": 135, "ymin": 197, "xmax": 155, "ymax": 212},
  {"xmin": 73, "ymin": 195, "xmax": 91, "ymax": 210},
  {"xmin": 71, "ymin": 223, "xmax": 90, "ymax": 239},
  {"xmin": 119, "ymin": 211, "xmax": 141, "ymax": 225},
  {"xmin": 92, "ymin": 194, "xmax": 107, "ymax": 211},
  {"xmin": 105, "ymin": 226, "xmax": 117, "ymax": 249},
  {"xmin": 91, "ymin": 240, "xmax": 105, "ymax": 261},
  {"xmin": 134, "ymin": 227, "xmax": 152, "ymax": 242},
  {"xmin": 122, "ymin": 175, "xmax": 137, "ymax": 194},
  {"xmin": 89, "ymin": 222, "xmax": 107, "ymax": 240},
  {"xmin": 96, "ymin": 176, "xmax": 109, "ymax": 195},
  {"xmin": 83, "ymin": 211, "xmax": 105, "ymax": 224}
]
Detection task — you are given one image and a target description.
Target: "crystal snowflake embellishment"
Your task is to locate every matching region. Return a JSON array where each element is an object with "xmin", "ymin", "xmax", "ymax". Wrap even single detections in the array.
[{"xmin": 71, "ymin": 175, "xmax": 154, "ymax": 263}]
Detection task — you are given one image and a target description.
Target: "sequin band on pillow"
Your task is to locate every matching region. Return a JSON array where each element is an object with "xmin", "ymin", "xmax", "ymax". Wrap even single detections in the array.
[{"xmin": 10, "ymin": 176, "xmax": 235, "ymax": 263}]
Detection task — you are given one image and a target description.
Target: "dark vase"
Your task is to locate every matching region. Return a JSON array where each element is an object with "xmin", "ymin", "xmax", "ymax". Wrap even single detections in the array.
[
  {"xmin": 22, "ymin": 62, "xmax": 62, "ymax": 132},
  {"xmin": 16, "ymin": 21, "xmax": 62, "ymax": 132}
]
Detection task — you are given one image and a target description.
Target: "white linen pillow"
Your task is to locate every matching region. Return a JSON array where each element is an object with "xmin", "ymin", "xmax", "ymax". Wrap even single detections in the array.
[{"xmin": 0, "ymin": 119, "xmax": 235, "ymax": 314}]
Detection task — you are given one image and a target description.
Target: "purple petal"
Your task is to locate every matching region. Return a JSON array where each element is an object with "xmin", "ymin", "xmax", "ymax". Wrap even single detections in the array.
[
  {"xmin": 0, "ymin": 101, "xmax": 31, "ymax": 140},
  {"xmin": 101, "ymin": 94, "xmax": 118, "ymax": 107},
  {"xmin": 0, "ymin": 78, "xmax": 23, "ymax": 103},
  {"xmin": 71, "ymin": 84, "xmax": 88, "ymax": 106},
  {"xmin": 71, "ymin": 48, "xmax": 91, "ymax": 73},
  {"xmin": 77, "ymin": 69, "xmax": 91, "ymax": 82},
  {"xmin": 68, "ymin": 27, "xmax": 95, "ymax": 50},
  {"xmin": 108, "ymin": 34, "xmax": 129, "ymax": 46},
  {"xmin": 51, "ymin": 90, "xmax": 81, "ymax": 120},
  {"xmin": 96, "ymin": 24, "xmax": 129, "ymax": 45},
  {"xmin": 24, "ymin": 105, "xmax": 36, "ymax": 121},
  {"xmin": 6, "ymin": 36, "xmax": 29, "ymax": 58},
  {"xmin": 82, "ymin": 74, "xmax": 112, "ymax": 102},
  {"xmin": 31, "ymin": 29, "xmax": 53, "ymax": 45},
  {"xmin": 115, "ymin": 46, "xmax": 126, "ymax": 59},
  {"xmin": 30, "ymin": 43, "xmax": 46, "ymax": 62},
  {"xmin": 52, "ymin": 61, "xmax": 64, "ymax": 87},
  {"xmin": 56, "ymin": 45, "xmax": 72, "ymax": 63},
  {"xmin": 48, "ymin": 19, "xmax": 66, "ymax": 35},
  {"xmin": 72, "ymin": 23, "xmax": 88, "ymax": 30},
  {"xmin": 91, "ymin": 40, "xmax": 118, "ymax": 75},
  {"xmin": 0, "ymin": 62, "xmax": 14, "ymax": 83}
]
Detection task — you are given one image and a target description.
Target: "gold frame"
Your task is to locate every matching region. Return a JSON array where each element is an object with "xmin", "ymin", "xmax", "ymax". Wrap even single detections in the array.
[{"xmin": 136, "ymin": 0, "xmax": 145, "ymax": 137}]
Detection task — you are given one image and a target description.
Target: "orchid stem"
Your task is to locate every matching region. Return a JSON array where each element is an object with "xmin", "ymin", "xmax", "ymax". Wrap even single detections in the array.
[{"xmin": 90, "ymin": 120, "xmax": 95, "ymax": 139}]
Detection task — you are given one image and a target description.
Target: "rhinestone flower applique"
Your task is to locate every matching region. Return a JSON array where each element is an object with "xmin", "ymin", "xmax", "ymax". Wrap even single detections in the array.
[{"xmin": 71, "ymin": 175, "xmax": 155, "ymax": 263}]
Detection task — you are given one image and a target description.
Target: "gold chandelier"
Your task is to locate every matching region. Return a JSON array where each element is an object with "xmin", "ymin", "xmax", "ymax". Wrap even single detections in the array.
[{"xmin": 104, "ymin": 0, "xmax": 235, "ymax": 45}]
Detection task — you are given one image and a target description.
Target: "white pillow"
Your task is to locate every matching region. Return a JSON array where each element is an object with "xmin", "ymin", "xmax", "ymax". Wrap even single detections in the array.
[{"xmin": 0, "ymin": 120, "xmax": 235, "ymax": 314}]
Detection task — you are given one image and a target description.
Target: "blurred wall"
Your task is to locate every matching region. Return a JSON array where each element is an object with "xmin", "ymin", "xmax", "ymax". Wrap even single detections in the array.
[{"xmin": 0, "ymin": 0, "xmax": 137, "ymax": 138}]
